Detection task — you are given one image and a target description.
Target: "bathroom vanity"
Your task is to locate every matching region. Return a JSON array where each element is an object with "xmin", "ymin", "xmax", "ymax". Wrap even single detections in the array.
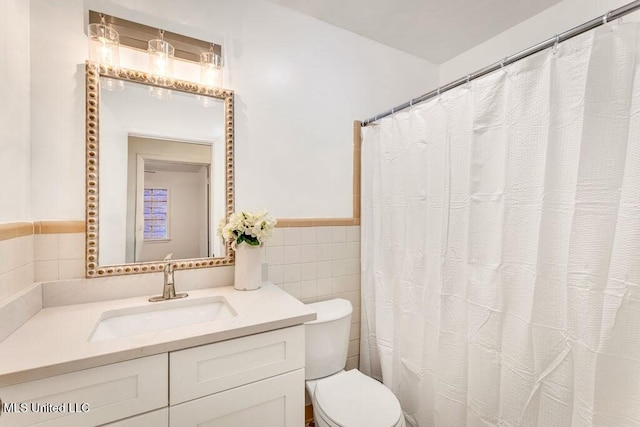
[{"xmin": 0, "ymin": 283, "xmax": 315, "ymax": 426}]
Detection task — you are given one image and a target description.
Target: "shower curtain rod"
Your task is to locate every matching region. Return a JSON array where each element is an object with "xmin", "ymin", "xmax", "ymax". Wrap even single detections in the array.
[{"xmin": 361, "ymin": 0, "xmax": 640, "ymax": 126}]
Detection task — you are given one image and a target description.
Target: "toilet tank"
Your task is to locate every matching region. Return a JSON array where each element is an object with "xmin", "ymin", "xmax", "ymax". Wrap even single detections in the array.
[{"xmin": 305, "ymin": 298, "xmax": 353, "ymax": 380}]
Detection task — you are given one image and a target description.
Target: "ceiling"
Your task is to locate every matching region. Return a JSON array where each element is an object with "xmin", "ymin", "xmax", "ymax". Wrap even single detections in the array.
[{"xmin": 267, "ymin": 0, "xmax": 563, "ymax": 63}]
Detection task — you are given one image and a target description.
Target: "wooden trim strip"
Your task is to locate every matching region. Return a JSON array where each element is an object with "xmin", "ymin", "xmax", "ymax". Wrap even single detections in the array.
[
  {"xmin": 275, "ymin": 218, "xmax": 359, "ymax": 228},
  {"xmin": 0, "ymin": 222, "xmax": 34, "ymax": 241},
  {"xmin": 34, "ymin": 221, "xmax": 85, "ymax": 234},
  {"xmin": 353, "ymin": 120, "xmax": 362, "ymax": 220},
  {"xmin": 0, "ymin": 221, "xmax": 87, "ymax": 241},
  {"xmin": 14, "ymin": 223, "xmax": 33, "ymax": 238}
]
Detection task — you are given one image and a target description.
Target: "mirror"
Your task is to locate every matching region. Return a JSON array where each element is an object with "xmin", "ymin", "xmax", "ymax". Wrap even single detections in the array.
[{"xmin": 85, "ymin": 63, "xmax": 235, "ymax": 277}]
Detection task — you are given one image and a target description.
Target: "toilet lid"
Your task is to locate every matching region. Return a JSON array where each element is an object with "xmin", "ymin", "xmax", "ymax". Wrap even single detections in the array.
[{"xmin": 314, "ymin": 370, "xmax": 402, "ymax": 427}]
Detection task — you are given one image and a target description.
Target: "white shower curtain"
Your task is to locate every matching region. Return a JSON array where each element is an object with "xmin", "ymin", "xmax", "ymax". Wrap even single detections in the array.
[{"xmin": 361, "ymin": 22, "xmax": 640, "ymax": 427}]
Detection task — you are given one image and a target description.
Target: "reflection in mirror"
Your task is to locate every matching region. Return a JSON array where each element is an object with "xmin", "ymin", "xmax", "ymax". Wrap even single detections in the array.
[
  {"xmin": 96, "ymin": 74, "xmax": 229, "ymax": 271},
  {"xmin": 130, "ymin": 138, "xmax": 211, "ymax": 262}
]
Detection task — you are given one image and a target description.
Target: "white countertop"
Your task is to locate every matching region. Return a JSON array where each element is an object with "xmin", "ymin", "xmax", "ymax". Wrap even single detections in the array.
[{"xmin": 0, "ymin": 283, "xmax": 316, "ymax": 387}]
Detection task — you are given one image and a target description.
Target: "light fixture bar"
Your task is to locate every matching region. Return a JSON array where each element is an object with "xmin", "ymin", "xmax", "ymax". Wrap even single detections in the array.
[{"xmin": 88, "ymin": 10, "xmax": 222, "ymax": 63}]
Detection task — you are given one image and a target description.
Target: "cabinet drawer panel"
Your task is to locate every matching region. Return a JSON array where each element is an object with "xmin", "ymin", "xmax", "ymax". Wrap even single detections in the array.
[
  {"xmin": 169, "ymin": 369, "xmax": 305, "ymax": 427},
  {"xmin": 170, "ymin": 325, "xmax": 304, "ymax": 404},
  {"xmin": 103, "ymin": 408, "xmax": 168, "ymax": 426},
  {"xmin": 0, "ymin": 354, "xmax": 167, "ymax": 427}
]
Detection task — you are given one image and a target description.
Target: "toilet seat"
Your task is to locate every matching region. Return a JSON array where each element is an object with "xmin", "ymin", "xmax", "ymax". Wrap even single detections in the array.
[{"xmin": 313, "ymin": 370, "xmax": 403, "ymax": 427}]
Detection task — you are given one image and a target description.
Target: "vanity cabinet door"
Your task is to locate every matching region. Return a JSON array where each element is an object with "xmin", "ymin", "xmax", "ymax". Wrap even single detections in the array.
[
  {"xmin": 0, "ymin": 354, "xmax": 167, "ymax": 427},
  {"xmin": 170, "ymin": 325, "xmax": 304, "ymax": 404},
  {"xmin": 169, "ymin": 369, "xmax": 305, "ymax": 427}
]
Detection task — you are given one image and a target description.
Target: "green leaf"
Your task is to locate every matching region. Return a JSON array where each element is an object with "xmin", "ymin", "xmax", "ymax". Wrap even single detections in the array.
[
  {"xmin": 246, "ymin": 237, "xmax": 260, "ymax": 246},
  {"xmin": 236, "ymin": 233, "xmax": 261, "ymax": 246}
]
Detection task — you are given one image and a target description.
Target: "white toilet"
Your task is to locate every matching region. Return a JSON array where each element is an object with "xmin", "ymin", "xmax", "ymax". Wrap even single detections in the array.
[{"xmin": 305, "ymin": 299, "xmax": 405, "ymax": 427}]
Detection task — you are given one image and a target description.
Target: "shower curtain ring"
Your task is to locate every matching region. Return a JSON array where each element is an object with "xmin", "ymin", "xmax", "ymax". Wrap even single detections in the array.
[
  {"xmin": 500, "ymin": 57, "xmax": 507, "ymax": 69},
  {"xmin": 553, "ymin": 34, "xmax": 560, "ymax": 53},
  {"xmin": 603, "ymin": 10, "xmax": 611, "ymax": 25},
  {"xmin": 466, "ymin": 74, "xmax": 471, "ymax": 87}
]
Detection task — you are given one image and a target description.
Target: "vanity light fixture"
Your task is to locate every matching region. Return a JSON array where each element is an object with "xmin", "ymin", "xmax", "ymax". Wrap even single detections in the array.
[
  {"xmin": 87, "ymin": 11, "xmax": 225, "ymax": 99},
  {"xmin": 148, "ymin": 29, "xmax": 175, "ymax": 100},
  {"xmin": 148, "ymin": 30, "xmax": 175, "ymax": 87},
  {"xmin": 198, "ymin": 45, "xmax": 223, "ymax": 107},
  {"xmin": 88, "ymin": 14, "xmax": 124, "ymax": 91},
  {"xmin": 88, "ymin": 13, "xmax": 120, "ymax": 67},
  {"xmin": 200, "ymin": 46, "xmax": 223, "ymax": 87}
]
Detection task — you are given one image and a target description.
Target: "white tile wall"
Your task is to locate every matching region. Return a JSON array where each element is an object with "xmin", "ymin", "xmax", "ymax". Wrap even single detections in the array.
[
  {"xmin": 0, "ymin": 235, "xmax": 34, "ymax": 302},
  {"xmin": 0, "ymin": 231, "xmax": 85, "ymax": 302},
  {"xmin": 266, "ymin": 225, "xmax": 361, "ymax": 370},
  {"xmin": 0, "ymin": 283, "xmax": 41, "ymax": 341},
  {"xmin": 2, "ymin": 227, "xmax": 363, "ymax": 371},
  {"xmin": 34, "ymin": 233, "xmax": 85, "ymax": 282}
]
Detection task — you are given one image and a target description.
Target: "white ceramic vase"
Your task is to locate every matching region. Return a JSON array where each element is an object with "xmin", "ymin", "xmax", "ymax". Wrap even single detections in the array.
[{"xmin": 233, "ymin": 243, "xmax": 264, "ymax": 291}]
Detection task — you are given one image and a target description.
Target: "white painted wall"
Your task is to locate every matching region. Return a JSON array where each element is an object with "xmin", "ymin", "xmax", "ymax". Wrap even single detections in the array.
[
  {"xmin": 439, "ymin": 0, "xmax": 640, "ymax": 84},
  {"xmin": 1, "ymin": 1, "xmax": 33, "ymax": 304},
  {"xmin": 29, "ymin": 0, "xmax": 438, "ymax": 220},
  {"xmin": 1, "ymin": 0, "xmax": 30, "ymax": 223}
]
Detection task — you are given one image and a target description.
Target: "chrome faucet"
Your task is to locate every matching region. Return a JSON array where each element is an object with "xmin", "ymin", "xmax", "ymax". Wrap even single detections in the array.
[{"xmin": 149, "ymin": 254, "xmax": 188, "ymax": 302}]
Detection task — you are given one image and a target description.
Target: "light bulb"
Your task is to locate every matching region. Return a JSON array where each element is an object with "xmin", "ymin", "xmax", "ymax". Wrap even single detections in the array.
[
  {"xmin": 88, "ymin": 22, "xmax": 119, "ymax": 68},
  {"xmin": 148, "ymin": 37, "xmax": 175, "ymax": 87},
  {"xmin": 199, "ymin": 51, "xmax": 223, "ymax": 88},
  {"xmin": 99, "ymin": 40, "xmax": 111, "ymax": 63}
]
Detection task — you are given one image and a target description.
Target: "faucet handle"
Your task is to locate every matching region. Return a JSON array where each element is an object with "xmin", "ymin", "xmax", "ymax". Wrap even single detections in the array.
[
  {"xmin": 163, "ymin": 253, "xmax": 174, "ymax": 274},
  {"xmin": 149, "ymin": 253, "xmax": 186, "ymax": 302}
]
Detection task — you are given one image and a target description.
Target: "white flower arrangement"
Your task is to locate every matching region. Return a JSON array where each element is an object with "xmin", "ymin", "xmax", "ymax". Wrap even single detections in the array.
[{"xmin": 217, "ymin": 210, "xmax": 277, "ymax": 249}]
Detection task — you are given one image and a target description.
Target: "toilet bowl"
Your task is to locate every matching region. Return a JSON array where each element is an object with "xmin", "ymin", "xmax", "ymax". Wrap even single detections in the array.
[
  {"xmin": 305, "ymin": 299, "xmax": 405, "ymax": 427},
  {"xmin": 306, "ymin": 369, "xmax": 405, "ymax": 427}
]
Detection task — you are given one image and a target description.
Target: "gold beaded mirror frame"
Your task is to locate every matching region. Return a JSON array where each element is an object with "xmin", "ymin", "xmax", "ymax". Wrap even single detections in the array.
[{"xmin": 85, "ymin": 62, "xmax": 235, "ymax": 277}]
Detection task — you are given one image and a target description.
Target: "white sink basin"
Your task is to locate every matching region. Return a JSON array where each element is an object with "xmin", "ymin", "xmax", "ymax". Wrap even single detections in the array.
[{"xmin": 89, "ymin": 296, "xmax": 236, "ymax": 342}]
